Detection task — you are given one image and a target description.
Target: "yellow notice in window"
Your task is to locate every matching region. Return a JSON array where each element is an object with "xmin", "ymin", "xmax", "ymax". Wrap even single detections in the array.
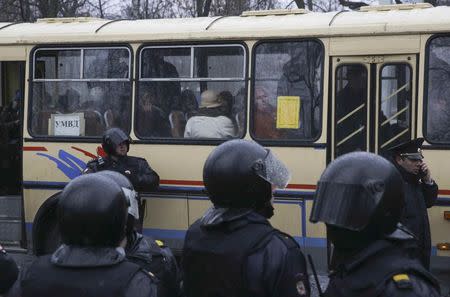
[{"xmin": 276, "ymin": 96, "xmax": 300, "ymax": 129}]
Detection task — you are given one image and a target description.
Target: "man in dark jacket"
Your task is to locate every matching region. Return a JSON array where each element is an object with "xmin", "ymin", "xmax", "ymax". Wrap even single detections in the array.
[
  {"xmin": 98, "ymin": 170, "xmax": 181, "ymax": 297},
  {"xmin": 183, "ymin": 139, "xmax": 310, "ymax": 297},
  {"xmin": 388, "ymin": 138, "xmax": 438, "ymax": 269},
  {"xmin": 84, "ymin": 128, "xmax": 160, "ymax": 227},
  {"xmin": 310, "ymin": 152, "xmax": 440, "ymax": 297},
  {"xmin": 6, "ymin": 173, "xmax": 158, "ymax": 297},
  {"xmin": 0, "ymin": 245, "xmax": 18, "ymax": 294}
]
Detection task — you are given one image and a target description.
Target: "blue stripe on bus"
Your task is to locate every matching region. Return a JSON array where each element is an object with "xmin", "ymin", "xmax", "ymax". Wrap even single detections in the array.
[
  {"xmin": 22, "ymin": 223, "xmax": 440, "ymax": 254},
  {"xmin": 143, "ymin": 227, "xmax": 327, "ymax": 247},
  {"xmin": 23, "ymin": 181, "xmax": 67, "ymax": 189}
]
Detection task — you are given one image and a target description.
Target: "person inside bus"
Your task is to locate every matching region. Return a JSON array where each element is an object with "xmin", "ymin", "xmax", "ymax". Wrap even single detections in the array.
[
  {"xmin": 387, "ymin": 138, "xmax": 438, "ymax": 270},
  {"xmin": 310, "ymin": 152, "xmax": 440, "ymax": 296},
  {"xmin": 168, "ymin": 89, "xmax": 198, "ymax": 137},
  {"xmin": 6, "ymin": 173, "xmax": 159, "ymax": 297},
  {"xmin": 184, "ymin": 90, "xmax": 236, "ymax": 139},
  {"xmin": 136, "ymin": 91, "xmax": 171, "ymax": 138},
  {"xmin": 84, "ymin": 128, "xmax": 160, "ymax": 228},
  {"xmin": 0, "ymin": 91, "xmax": 21, "ymax": 194},
  {"xmin": 97, "ymin": 171, "xmax": 181, "ymax": 297},
  {"xmin": 144, "ymin": 51, "xmax": 181, "ymax": 116},
  {"xmin": 335, "ymin": 66, "xmax": 367, "ymax": 156},
  {"xmin": 182, "ymin": 139, "xmax": 310, "ymax": 297},
  {"xmin": 277, "ymin": 49, "xmax": 314, "ymax": 139},
  {"xmin": 253, "ymin": 86, "xmax": 281, "ymax": 139},
  {"xmin": 58, "ymin": 88, "xmax": 81, "ymax": 114}
]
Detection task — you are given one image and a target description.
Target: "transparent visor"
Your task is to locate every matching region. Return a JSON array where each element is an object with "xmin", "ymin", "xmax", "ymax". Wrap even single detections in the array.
[
  {"xmin": 253, "ymin": 150, "xmax": 291, "ymax": 189},
  {"xmin": 122, "ymin": 187, "xmax": 139, "ymax": 220}
]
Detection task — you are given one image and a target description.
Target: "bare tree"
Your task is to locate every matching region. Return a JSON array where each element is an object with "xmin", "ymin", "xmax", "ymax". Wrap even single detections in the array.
[
  {"xmin": 86, "ymin": 0, "xmax": 121, "ymax": 18},
  {"xmin": 196, "ymin": 0, "xmax": 212, "ymax": 16}
]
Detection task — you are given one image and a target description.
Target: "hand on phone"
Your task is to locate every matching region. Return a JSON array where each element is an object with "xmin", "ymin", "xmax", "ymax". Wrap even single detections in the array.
[{"xmin": 420, "ymin": 162, "xmax": 432, "ymax": 183}]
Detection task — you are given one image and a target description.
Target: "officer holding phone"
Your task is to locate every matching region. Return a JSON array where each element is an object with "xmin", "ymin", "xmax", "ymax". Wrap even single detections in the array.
[{"xmin": 388, "ymin": 138, "xmax": 438, "ymax": 269}]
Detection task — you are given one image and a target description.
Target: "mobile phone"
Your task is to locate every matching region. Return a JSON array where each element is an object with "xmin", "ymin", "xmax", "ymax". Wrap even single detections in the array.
[{"xmin": 418, "ymin": 167, "xmax": 427, "ymax": 179}]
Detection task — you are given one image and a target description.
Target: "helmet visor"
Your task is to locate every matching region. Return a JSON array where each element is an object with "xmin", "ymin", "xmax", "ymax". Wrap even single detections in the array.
[
  {"xmin": 122, "ymin": 187, "xmax": 139, "ymax": 220},
  {"xmin": 253, "ymin": 150, "xmax": 291, "ymax": 189},
  {"xmin": 309, "ymin": 181, "xmax": 384, "ymax": 231}
]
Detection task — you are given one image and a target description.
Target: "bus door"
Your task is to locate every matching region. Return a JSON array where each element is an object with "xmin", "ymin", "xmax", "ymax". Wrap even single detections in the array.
[
  {"xmin": 331, "ymin": 55, "xmax": 416, "ymax": 160},
  {"xmin": 0, "ymin": 60, "xmax": 25, "ymax": 247}
]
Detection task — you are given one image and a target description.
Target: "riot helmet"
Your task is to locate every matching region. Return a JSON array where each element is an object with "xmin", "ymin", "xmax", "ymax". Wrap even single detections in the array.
[
  {"xmin": 58, "ymin": 173, "xmax": 129, "ymax": 247},
  {"xmin": 203, "ymin": 140, "xmax": 290, "ymax": 215},
  {"xmin": 96, "ymin": 171, "xmax": 139, "ymax": 235},
  {"xmin": 102, "ymin": 128, "xmax": 130, "ymax": 156},
  {"xmin": 310, "ymin": 152, "xmax": 404, "ymax": 241}
]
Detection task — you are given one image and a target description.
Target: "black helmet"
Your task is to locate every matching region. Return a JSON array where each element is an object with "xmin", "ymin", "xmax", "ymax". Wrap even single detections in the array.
[
  {"xmin": 58, "ymin": 173, "xmax": 129, "ymax": 247},
  {"xmin": 310, "ymin": 152, "xmax": 404, "ymax": 237},
  {"xmin": 102, "ymin": 128, "xmax": 130, "ymax": 156},
  {"xmin": 96, "ymin": 171, "xmax": 139, "ymax": 235},
  {"xmin": 203, "ymin": 139, "xmax": 290, "ymax": 209}
]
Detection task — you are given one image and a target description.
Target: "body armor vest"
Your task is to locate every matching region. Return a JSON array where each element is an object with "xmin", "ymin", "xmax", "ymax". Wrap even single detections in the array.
[
  {"xmin": 21, "ymin": 255, "xmax": 141, "ymax": 297},
  {"xmin": 183, "ymin": 217, "xmax": 275, "ymax": 297}
]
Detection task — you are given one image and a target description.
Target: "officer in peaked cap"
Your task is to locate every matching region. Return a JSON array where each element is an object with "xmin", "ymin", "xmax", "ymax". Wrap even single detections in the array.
[{"xmin": 388, "ymin": 138, "xmax": 438, "ymax": 269}]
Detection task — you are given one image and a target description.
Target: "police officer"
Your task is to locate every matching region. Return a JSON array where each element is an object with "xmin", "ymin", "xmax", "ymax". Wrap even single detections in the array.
[
  {"xmin": 97, "ymin": 170, "xmax": 181, "ymax": 297},
  {"xmin": 182, "ymin": 139, "xmax": 310, "ymax": 297},
  {"xmin": 6, "ymin": 174, "xmax": 158, "ymax": 297},
  {"xmin": 84, "ymin": 128, "xmax": 160, "ymax": 228},
  {"xmin": 310, "ymin": 152, "xmax": 440, "ymax": 297},
  {"xmin": 84, "ymin": 128, "xmax": 159, "ymax": 192},
  {"xmin": 388, "ymin": 138, "xmax": 438, "ymax": 269},
  {"xmin": 0, "ymin": 245, "xmax": 18, "ymax": 294}
]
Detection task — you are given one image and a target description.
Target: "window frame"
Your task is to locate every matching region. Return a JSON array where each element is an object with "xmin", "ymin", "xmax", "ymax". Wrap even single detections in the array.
[
  {"xmin": 134, "ymin": 41, "xmax": 249, "ymax": 145},
  {"xmin": 423, "ymin": 34, "xmax": 450, "ymax": 148},
  {"xmin": 377, "ymin": 62, "xmax": 413, "ymax": 151},
  {"xmin": 27, "ymin": 44, "xmax": 134, "ymax": 141},
  {"xmin": 250, "ymin": 38, "xmax": 325, "ymax": 147}
]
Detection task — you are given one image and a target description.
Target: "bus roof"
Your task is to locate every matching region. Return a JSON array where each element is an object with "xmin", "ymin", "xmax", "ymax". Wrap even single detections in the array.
[{"xmin": 0, "ymin": 5, "xmax": 450, "ymax": 44}]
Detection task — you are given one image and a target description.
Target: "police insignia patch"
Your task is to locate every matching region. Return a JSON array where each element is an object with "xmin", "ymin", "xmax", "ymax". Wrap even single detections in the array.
[
  {"xmin": 392, "ymin": 274, "xmax": 412, "ymax": 289},
  {"xmin": 296, "ymin": 280, "xmax": 306, "ymax": 296}
]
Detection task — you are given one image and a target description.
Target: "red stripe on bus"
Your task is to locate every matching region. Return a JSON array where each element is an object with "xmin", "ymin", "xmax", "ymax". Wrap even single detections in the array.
[
  {"xmin": 161, "ymin": 180, "xmax": 317, "ymax": 190},
  {"xmin": 439, "ymin": 190, "xmax": 450, "ymax": 195},
  {"xmin": 287, "ymin": 184, "xmax": 317, "ymax": 190},
  {"xmin": 160, "ymin": 180, "xmax": 204, "ymax": 186},
  {"xmin": 23, "ymin": 146, "xmax": 47, "ymax": 151},
  {"xmin": 71, "ymin": 146, "xmax": 97, "ymax": 159}
]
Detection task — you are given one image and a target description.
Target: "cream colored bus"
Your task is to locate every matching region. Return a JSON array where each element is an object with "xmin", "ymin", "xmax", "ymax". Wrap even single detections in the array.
[{"xmin": 0, "ymin": 3, "xmax": 449, "ymax": 262}]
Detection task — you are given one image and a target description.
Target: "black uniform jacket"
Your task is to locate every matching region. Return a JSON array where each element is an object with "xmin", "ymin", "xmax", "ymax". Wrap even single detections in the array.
[
  {"xmin": 325, "ymin": 226, "xmax": 440, "ymax": 297},
  {"xmin": 0, "ymin": 246, "xmax": 18, "ymax": 294},
  {"xmin": 126, "ymin": 231, "xmax": 181, "ymax": 297},
  {"xmin": 183, "ymin": 207, "xmax": 310, "ymax": 297},
  {"xmin": 6, "ymin": 244, "xmax": 158, "ymax": 297},
  {"xmin": 394, "ymin": 162, "xmax": 438, "ymax": 269},
  {"xmin": 84, "ymin": 155, "xmax": 159, "ymax": 192}
]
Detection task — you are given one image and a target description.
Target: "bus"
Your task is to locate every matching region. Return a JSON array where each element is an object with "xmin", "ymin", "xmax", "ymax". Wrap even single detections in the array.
[{"xmin": 0, "ymin": 3, "xmax": 449, "ymax": 266}]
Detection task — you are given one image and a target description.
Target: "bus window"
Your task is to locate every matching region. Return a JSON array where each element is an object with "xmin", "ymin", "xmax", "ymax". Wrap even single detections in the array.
[
  {"xmin": 335, "ymin": 64, "xmax": 368, "ymax": 157},
  {"xmin": 425, "ymin": 36, "xmax": 450, "ymax": 144},
  {"xmin": 136, "ymin": 45, "xmax": 246, "ymax": 139},
  {"xmin": 379, "ymin": 64, "xmax": 411, "ymax": 152},
  {"xmin": 30, "ymin": 47, "xmax": 132, "ymax": 137},
  {"xmin": 252, "ymin": 40, "xmax": 323, "ymax": 142}
]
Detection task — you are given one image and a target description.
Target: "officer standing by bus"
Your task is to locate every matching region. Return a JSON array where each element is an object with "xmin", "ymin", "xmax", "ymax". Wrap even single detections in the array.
[
  {"xmin": 310, "ymin": 152, "xmax": 440, "ymax": 297},
  {"xmin": 388, "ymin": 138, "xmax": 438, "ymax": 269},
  {"xmin": 84, "ymin": 128, "xmax": 160, "ymax": 226},
  {"xmin": 182, "ymin": 139, "xmax": 310, "ymax": 297}
]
